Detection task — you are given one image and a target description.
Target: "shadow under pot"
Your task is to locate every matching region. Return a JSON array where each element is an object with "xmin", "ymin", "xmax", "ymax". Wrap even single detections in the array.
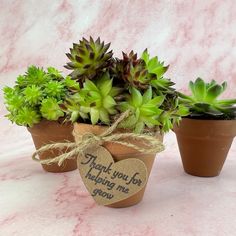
[
  {"xmin": 74, "ymin": 123, "xmax": 163, "ymax": 208},
  {"xmin": 27, "ymin": 119, "xmax": 77, "ymax": 173},
  {"xmin": 174, "ymin": 118, "xmax": 236, "ymax": 177}
]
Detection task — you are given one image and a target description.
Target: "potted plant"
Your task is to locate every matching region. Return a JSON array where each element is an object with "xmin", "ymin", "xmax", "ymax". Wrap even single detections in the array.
[
  {"xmin": 174, "ymin": 78, "xmax": 236, "ymax": 177},
  {"xmin": 3, "ymin": 66, "xmax": 80, "ymax": 172},
  {"xmin": 60, "ymin": 37, "xmax": 188, "ymax": 207}
]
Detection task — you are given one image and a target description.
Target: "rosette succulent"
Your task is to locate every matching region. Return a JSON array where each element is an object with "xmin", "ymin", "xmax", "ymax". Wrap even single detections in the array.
[
  {"xmin": 179, "ymin": 78, "xmax": 236, "ymax": 119},
  {"xmin": 64, "ymin": 72, "xmax": 122, "ymax": 124},
  {"xmin": 112, "ymin": 51, "xmax": 156, "ymax": 90},
  {"xmin": 3, "ymin": 66, "xmax": 79, "ymax": 127},
  {"xmin": 65, "ymin": 37, "xmax": 113, "ymax": 82},
  {"xmin": 118, "ymin": 87, "xmax": 163, "ymax": 133}
]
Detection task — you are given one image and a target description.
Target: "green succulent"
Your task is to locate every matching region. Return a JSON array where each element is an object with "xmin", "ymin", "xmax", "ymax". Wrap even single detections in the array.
[
  {"xmin": 179, "ymin": 78, "xmax": 236, "ymax": 119},
  {"xmin": 65, "ymin": 37, "xmax": 113, "ymax": 82},
  {"xmin": 141, "ymin": 49, "xmax": 175, "ymax": 93},
  {"xmin": 81, "ymin": 73, "xmax": 121, "ymax": 124},
  {"xmin": 64, "ymin": 76, "xmax": 80, "ymax": 91},
  {"xmin": 3, "ymin": 66, "xmax": 78, "ymax": 127},
  {"xmin": 23, "ymin": 85, "xmax": 43, "ymax": 105},
  {"xmin": 40, "ymin": 98, "xmax": 64, "ymax": 120},
  {"xmin": 63, "ymin": 92, "xmax": 89, "ymax": 122},
  {"xmin": 14, "ymin": 107, "xmax": 41, "ymax": 127},
  {"xmin": 44, "ymin": 81, "xmax": 65, "ymax": 99},
  {"xmin": 63, "ymin": 72, "xmax": 122, "ymax": 125},
  {"xmin": 118, "ymin": 87, "xmax": 164, "ymax": 133}
]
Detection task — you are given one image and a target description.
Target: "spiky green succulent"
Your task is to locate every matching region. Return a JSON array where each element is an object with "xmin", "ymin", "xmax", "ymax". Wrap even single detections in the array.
[
  {"xmin": 179, "ymin": 78, "xmax": 236, "ymax": 119},
  {"xmin": 141, "ymin": 49, "xmax": 174, "ymax": 94},
  {"xmin": 118, "ymin": 87, "xmax": 164, "ymax": 133},
  {"xmin": 3, "ymin": 66, "xmax": 79, "ymax": 127},
  {"xmin": 64, "ymin": 72, "xmax": 122, "ymax": 124},
  {"xmin": 62, "ymin": 92, "xmax": 89, "ymax": 122},
  {"xmin": 65, "ymin": 37, "xmax": 113, "ymax": 82}
]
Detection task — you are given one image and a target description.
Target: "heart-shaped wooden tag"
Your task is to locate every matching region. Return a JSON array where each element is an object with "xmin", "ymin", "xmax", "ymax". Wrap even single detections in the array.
[{"xmin": 78, "ymin": 145, "xmax": 148, "ymax": 205}]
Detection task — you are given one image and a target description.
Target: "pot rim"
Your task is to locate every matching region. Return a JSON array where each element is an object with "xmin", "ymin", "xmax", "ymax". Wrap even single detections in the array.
[{"xmin": 181, "ymin": 117, "xmax": 236, "ymax": 122}]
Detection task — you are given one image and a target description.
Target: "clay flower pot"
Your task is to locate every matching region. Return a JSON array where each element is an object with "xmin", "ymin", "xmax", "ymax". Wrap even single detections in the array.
[
  {"xmin": 28, "ymin": 120, "xmax": 77, "ymax": 173},
  {"xmin": 74, "ymin": 123, "xmax": 163, "ymax": 208},
  {"xmin": 174, "ymin": 118, "xmax": 236, "ymax": 177}
]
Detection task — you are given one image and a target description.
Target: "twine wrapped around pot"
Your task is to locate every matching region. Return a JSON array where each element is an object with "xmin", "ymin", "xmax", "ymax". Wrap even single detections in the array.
[{"xmin": 32, "ymin": 111, "xmax": 165, "ymax": 166}]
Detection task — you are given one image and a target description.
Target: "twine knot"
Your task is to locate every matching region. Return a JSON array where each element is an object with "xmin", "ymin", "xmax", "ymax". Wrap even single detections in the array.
[{"xmin": 74, "ymin": 132, "xmax": 104, "ymax": 147}]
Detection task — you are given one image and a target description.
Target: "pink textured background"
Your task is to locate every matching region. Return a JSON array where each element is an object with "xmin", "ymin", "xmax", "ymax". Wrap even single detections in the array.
[{"xmin": 0, "ymin": 1, "xmax": 236, "ymax": 236}]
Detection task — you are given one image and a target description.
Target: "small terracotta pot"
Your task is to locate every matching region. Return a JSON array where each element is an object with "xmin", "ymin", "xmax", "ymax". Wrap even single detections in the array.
[
  {"xmin": 174, "ymin": 118, "xmax": 236, "ymax": 177},
  {"xmin": 27, "ymin": 120, "xmax": 77, "ymax": 173},
  {"xmin": 74, "ymin": 123, "xmax": 163, "ymax": 208}
]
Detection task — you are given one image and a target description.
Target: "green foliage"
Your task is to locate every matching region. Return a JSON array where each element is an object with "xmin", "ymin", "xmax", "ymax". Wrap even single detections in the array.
[
  {"xmin": 3, "ymin": 66, "xmax": 77, "ymax": 127},
  {"xmin": 4, "ymin": 37, "xmax": 187, "ymax": 133},
  {"xmin": 62, "ymin": 39, "xmax": 187, "ymax": 133},
  {"xmin": 179, "ymin": 78, "xmax": 236, "ymax": 119}
]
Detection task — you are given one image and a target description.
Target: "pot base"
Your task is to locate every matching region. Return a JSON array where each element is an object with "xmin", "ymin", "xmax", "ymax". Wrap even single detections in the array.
[{"xmin": 41, "ymin": 160, "xmax": 77, "ymax": 173}]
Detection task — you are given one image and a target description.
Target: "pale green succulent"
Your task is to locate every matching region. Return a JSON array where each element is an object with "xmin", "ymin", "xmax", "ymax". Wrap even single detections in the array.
[
  {"xmin": 179, "ymin": 78, "xmax": 236, "ymax": 119},
  {"xmin": 81, "ymin": 73, "xmax": 121, "ymax": 124},
  {"xmin": 141, "ymin": 49, "xmax": 174, "ymax": 93},
  {"xmin": 118, "ymin": 87, "xmax": 164, "ymax": 133},
  {"xmin": 40, "ymin": 98, "xmax": 64, "ymax": 120},
  {"xmin": 63, "ymin": 92, "xmax": 89, "ymax": 122}
]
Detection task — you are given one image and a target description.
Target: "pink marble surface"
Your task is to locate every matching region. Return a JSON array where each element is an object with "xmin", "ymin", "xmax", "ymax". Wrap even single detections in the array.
[{"xmin": 0, "ymin": 1, "xmax": 236, "ymax": 235}]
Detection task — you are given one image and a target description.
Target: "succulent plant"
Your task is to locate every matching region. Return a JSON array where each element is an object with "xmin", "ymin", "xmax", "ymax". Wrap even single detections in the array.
[
  {"xmin": 3, "ymin": 66, "xmax": 79, "ymax": 127},
  {"xmin": 118, "ymin": 87, "xmax": 164, "ymax": 133},
  {"xmin": 141, "ymin": 49, "xmax": 174, "ymax": 94},
  {"xmin": 179, "ymin": 78, "xmax": 236, "ymax": 119},
  {"xmin": 117, "ymin": 86, "xmax": 188, "ymax": 133},
  {"xmin": 112, "ymin": 51, "xmax": 156, "ymax": 90},
  {"xmin": 65, "ymin": 37, "xmax": 113, "ymax": 82},
  {"xmin": 64, "ymin": 72, "xmax": 122, "ymax": 125}
]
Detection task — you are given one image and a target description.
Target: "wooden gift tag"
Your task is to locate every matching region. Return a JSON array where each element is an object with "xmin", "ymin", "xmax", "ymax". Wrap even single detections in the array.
[{"xmin": 78, "ymin": 145, "xmax": 148, "ymax": 205}]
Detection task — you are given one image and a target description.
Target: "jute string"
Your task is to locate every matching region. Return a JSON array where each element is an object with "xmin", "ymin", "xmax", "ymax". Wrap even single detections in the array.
[{"xmin": 32, "ymin": 111, "xmax": 165, "ymax": 166}]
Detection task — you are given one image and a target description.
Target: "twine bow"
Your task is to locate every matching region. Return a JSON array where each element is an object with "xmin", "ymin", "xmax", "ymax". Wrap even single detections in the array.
[{"xmin": 32, "ymin": 111, "xmax": 165, "ymax": 166}]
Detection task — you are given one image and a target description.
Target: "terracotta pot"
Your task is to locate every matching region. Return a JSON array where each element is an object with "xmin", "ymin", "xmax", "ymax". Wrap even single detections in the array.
[
  {"xmin": 74, "ymin": 123, "xmax": 163, "ymax": 208},
  {"xmin": 27, "ymin": 120, "xmax": 77, "ymax": 173},
  {"xmin": 174, "ymin": 118, "xmax": 236, "ymax": 177}
]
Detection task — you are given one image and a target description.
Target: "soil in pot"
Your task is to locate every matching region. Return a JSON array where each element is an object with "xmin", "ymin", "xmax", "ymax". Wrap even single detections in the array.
[
  {"xmin": 174, "ymin": 118, "xmax": 236, "ymax": 177},
  {"xmin": 28, "ymin": 119, "xmax": 77, "ymax": 173},
  {"xmin": 74, "ymin": 123, "xmax": 163, "ymax": 208}
]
